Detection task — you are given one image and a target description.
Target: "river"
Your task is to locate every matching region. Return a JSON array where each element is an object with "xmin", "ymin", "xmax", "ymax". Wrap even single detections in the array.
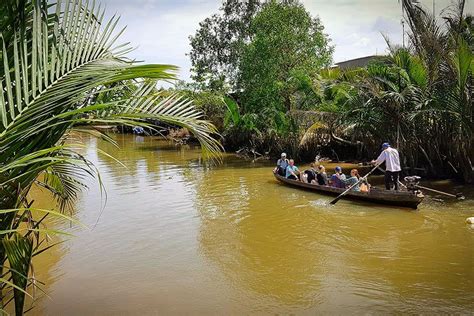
[{"xmin": 30, "ymin": 134, "xmax": 473, "ymax": 315}]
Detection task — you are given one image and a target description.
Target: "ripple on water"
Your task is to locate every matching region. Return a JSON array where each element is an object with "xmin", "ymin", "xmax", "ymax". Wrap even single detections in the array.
[{"xmin": 309, "ymin": 199, "xmax": 332, "ymax": 208}]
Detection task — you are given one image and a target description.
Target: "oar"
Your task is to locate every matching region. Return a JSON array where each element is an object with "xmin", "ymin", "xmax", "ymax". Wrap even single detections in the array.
[
  {"xmin": 330, "ymin": 163, "xmax": 381, "ymax": 205},
  {"xmin": 374, "ymin": 165, "xmax": 464, "ymax": 200},
  {"xmin": 397, "ymin": 179, "xmax": 464, "ymax": 200},
  {"xmin": 415, "ymin": 184, "xmax": 465, "ymax": 200}
]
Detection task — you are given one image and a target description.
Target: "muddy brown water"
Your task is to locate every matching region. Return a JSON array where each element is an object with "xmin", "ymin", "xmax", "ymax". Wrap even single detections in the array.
[{"xmin": 28, "ymin": 134, "xmax": 474, "ymax": 315}]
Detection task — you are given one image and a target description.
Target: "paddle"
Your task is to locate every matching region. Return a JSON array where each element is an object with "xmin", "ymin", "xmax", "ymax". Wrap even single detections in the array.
[
  {"xmin": 394, "ymin": 176, "xmax": 464, "ymax": 200},
  {"xmin": 414, "ymin": 184, "xmax": 465, "ymax": 200},
  {"xmin": 330, "ymin": 163, "xmax": 381, "ymax": 205}
]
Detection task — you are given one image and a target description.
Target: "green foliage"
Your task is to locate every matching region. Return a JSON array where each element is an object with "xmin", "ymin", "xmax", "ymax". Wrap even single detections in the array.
[
  {"xmin": 189, "ymin": 0, "xmax": 333, "ymax": 156},
  {"xmin": 239, "ymin": 0, "xmax": 333, "ymax": 135},
  {"xmin": 182, "ymin": 90, "xmax": 227, "ymax": 131},
  {"xmin": 188, "ymin": 0, "xmax": 472, "ymax": 183},
  {"xmin": 2, "ymin": 234, "xmax": 33, "ymax": 315},
  {"xmin": 189, "ymin": 0, "xmax": 261, "ymax": 90},
  {"xmin": 0, "ymin": 0, "xmax": 221, "ymax": 313},
  {"xmin": 223, "ymin": 96, "xmax": 241, "ymax": 128},
  {"xmin": 332, "ymin": 0, "xmax": 473, "ymax": 182}
]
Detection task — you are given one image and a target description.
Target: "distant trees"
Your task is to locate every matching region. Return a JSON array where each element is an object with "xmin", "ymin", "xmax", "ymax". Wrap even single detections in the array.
[
  {"xmin": 239, "ymin": 0, "xmax": 333, "ymax": 133},
  {"xmin": 189, "ymin": 0, "xmax": 333, "ymax": 152},
  {"xmin": 189, "ymin": 0, "xmax": 261, "ymax": 91},
  {"xmin": 322, "ymin": 0, "xmax": 473, "ymax": 182},
  {"xmin": 188, "ymin": 0, "xmax": 473, "ymax": 182}
]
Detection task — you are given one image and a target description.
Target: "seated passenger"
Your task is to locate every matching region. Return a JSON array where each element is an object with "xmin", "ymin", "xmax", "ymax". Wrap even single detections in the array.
[
  {"xmin": 286, "ymin": 159, "xmax": 300, "ymax": 180},
  {"xmin": 303, "ymin": 163, "xmax": 317, "ymax": 184},
  {"xmin": 273, "ymin": 153, "xmax": 289, "ymax": 177},
  {"xmin": 316, "ymin": 165, "xmax": 328, "ymax": 185},
  {"xmin": 339, "ymin": 169, "xmax": 361, "ymax": 191},
  {"xmin": 330, "ymin": 166, "xmax": 346, "ymax": 188},
  {"xmin": 360, "ymin": 180, "xmax": 370, "ymax": 193}
]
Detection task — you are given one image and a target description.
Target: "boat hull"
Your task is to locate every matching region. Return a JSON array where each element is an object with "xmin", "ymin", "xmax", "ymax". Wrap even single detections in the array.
[{"xmin": 274, "ymin": 173, "xmax": 423, "ymax": 209}]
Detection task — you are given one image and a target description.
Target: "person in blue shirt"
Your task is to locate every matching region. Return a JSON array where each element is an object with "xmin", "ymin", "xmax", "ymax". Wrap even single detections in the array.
[
  {"xmin": 330, "ymin": 166, "xmax": 346, "ymax": 188},
  {"xmin": 339, "ymin": 169, "xmax": 361, "ymax": 191},
  {"xmin": 286, "ymin": 159, "xmax": 300, "ymax": 180}
]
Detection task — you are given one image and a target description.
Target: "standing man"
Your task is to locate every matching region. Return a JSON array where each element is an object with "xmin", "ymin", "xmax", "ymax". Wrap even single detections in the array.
[{"xmin": 372, "ymin": 143, "xmax": 401, "ymax": 190}]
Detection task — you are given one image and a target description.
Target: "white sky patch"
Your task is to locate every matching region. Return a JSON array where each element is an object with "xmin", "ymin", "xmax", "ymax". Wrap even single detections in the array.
[{"xmin": 101, "ymin": 0, "xmax": 474, "ymax": 81}]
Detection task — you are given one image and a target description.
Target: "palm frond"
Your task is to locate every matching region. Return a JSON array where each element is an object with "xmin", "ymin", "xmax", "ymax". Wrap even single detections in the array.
[
  {"xmin": 2, "ymin": 234, "xmax": 33, "ymax": 315},
  {"xmin": 299, "ymin": 121, "xmax": 328, "ymax": 146},
  {"xmin": 0, "ymin": 0, "xmax": 223, "ymax": 312}
]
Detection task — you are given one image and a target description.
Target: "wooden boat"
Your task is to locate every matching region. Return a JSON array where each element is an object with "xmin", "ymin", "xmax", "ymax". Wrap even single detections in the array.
[{"xmin": 273, "ymin": 173, "xmax": 424, "ymax": 209}]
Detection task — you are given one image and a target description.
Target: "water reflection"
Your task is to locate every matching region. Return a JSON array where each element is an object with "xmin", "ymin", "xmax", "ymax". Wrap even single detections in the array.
[
  {"xmin": 29, "ymin": 134, "xmax": 473, "ymax": 314},
  {"xmin": 196, "ymin": 171, "xmax": 324, "ymax": 307},
  {"xmin": 193, "ymin": 153, "xmax": 474, "ymax": 313}
]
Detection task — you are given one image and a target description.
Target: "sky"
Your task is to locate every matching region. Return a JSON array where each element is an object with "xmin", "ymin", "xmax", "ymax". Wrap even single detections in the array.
[{"xmin": 101, "ymin": 0, "xmax": 473, "ymax": 82}]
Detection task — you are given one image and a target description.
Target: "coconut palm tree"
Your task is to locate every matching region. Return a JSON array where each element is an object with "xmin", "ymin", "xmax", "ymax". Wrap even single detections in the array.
[
  {"xmin": 325, "ymin": 0, "xmax": 472, "ymax": 181},
  {"xmin": 0, "ymin": 0, "xmax": 221, "ymax": 314},
  {"xmin": 401, "ymin": 0, "xmax": 473, "ymax": 181}
]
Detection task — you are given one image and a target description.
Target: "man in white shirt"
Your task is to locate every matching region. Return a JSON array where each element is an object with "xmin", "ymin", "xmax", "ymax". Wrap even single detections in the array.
[
  {"xmin": 372, "ymin": 143, "xmax": 401, "ymax": 190},
  {"xmin": 273, "ymin": 153, "xmax": 289, "ymax": 177}
]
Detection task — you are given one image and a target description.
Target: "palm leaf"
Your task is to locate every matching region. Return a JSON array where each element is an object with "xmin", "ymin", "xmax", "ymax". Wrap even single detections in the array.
[
  {"xmin": 299, "ymin": 121, "xmax": 328, "ymax": 146},
  {"xmin": 223, "ymin": 96, "xmax": 241, "ymax": 127},
  {"xmin": 0, "ymin": 1, "xmax": 222, "ymax": 312},
  {"xmin": 2, "ymin": 234, "xmax": 34, "ymax": 315}
]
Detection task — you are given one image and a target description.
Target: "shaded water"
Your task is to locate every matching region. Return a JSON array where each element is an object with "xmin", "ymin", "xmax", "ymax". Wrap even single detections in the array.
[{"xmin": 31, "ymin": 134, "xmax": 473, "ymax": 315}]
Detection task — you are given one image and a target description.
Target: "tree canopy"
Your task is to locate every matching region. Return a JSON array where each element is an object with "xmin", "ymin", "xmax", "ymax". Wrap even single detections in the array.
[
  {"xmin": 186, "ymin": 0, "xmax": 473, "ymax": 183},
  {"xmin": 239, "ymin": 0, "xmax": 333, "ymax": 133},
  {"xmin": 189, "ymin": 0, "xmax": 261, "ymax": 91}
]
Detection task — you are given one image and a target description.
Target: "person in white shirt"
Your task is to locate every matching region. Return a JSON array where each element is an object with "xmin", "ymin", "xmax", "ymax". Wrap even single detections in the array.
[
  {"xmin": 372, "ymin": 142, "xmax": 401, "ymax": 190},
  {"xmin": 273, "ymin": 153, "xmax": 289, "ymax": 177}
]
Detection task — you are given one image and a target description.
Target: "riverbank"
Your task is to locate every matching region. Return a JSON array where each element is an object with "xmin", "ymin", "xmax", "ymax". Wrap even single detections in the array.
[{"xmin": 99, "ymin": 124, "xmax": 471, "ymax": 184}]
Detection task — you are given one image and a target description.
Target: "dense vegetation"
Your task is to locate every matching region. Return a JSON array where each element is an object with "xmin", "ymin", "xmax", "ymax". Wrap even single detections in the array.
[
  {"xmin": 0, "ymin": 0, "xmax": 220, "ymax": 314},
  {"xmin": 188, "ymin": 0, "xmax": 473, "ymax": 183},
  {"xmin": 189, "ymin": 0, "xmax": 334, "ymax": 157}
]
